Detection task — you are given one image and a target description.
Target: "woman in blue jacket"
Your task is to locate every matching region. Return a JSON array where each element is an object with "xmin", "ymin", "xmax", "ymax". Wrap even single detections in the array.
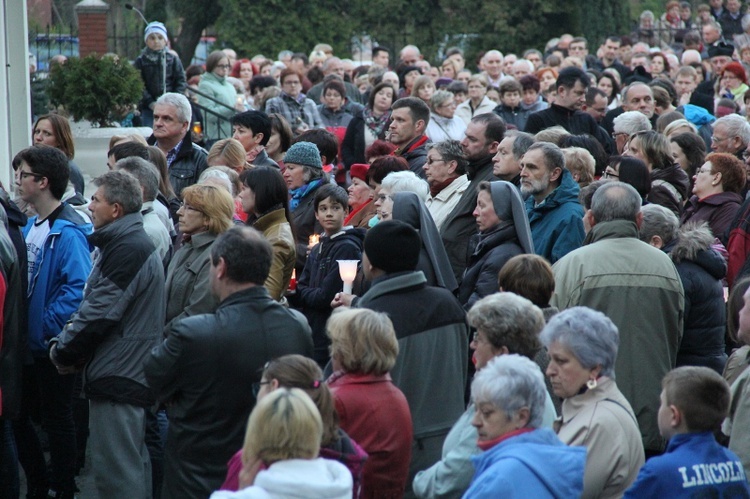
[{"xmin": 463, "ymin": 355, "xmax": 585, "ymax": 498}]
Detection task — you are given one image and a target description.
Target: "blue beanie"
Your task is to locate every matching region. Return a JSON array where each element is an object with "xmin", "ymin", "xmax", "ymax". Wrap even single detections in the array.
[
  {"xmin": 144, "ymin": 22, "xmax": 168, "ymax": 42},
  {"xmin": 284, "ymin": 141, "xmax": 322, "ymax": 169}
]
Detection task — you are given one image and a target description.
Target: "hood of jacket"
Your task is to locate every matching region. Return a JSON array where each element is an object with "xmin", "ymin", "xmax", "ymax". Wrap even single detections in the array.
[
  {"xmin": 668, "ymin": 222, "xmax": 727, "ymax": 280},
  {"xmin": 651, "ymin": 163, "xmax": 690, "ymax": 200},
  {"xmin": 526, "ymin": 168, "xmax": 581, "ymax": 217},
  {"xmin": 470, "ymin": 428, "xmax": 585, "ymax": 498},
  {"xmin": 319, "ymin": 227, "xmax": 366, "ymax": 257},
  {"xmin": 251, "ymin": 458, "xmax": 353, "ymax": 499},
  {"xmin": 683, "ymin": 103, "xmax": 716, "ymax": 126}
]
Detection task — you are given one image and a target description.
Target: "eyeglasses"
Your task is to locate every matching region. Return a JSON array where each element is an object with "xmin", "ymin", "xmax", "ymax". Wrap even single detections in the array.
[
  {"xmin": 697, "ymin": 167, "xmax": 714, "ymax": 174},
  {"xmin": 252, "ymin": 381, "xmax": 270, "ymax": 398},
  {"xmin": 612, "ymin": 132, "xmax": 629, "ymax": 140},
  {"xmin": 18, "ymin": 170, "xmax": 44, "ymax": 181},
  {"xmin": 711, "ymin": 135, "xmax": 730, "ymax": 143},
  {"xmin": 604, "ymin": 170, "xmax": 619, "ymax": 179},
  {"xmin": 216, "ymin": 64, "xmax": 231, "ymax": 69},
  {"xmin": 426, "ymin": 157, "xmax": 446, "ymax": 165}
]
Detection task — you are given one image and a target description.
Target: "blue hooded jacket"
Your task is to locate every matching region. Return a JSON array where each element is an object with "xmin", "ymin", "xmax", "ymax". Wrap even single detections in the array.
[
  {"xmin": 464, "ymin": 428, "xmax": 586, "ymax": 498},
  {"xmin": 24, "ymin": 204, "xmax": 92, "ymax": 356},
  {"xmin": 525, "ymin": 168, "xmax": 585, "ymax": 264}
]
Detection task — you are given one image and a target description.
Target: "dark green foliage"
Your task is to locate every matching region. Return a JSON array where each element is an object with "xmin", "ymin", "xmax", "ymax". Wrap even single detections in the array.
[
  {"xmin": 213, "ymin": 0, "xmax": 630, "ymax": 66},
  {"xmin": 47, "ymin": 54, "xmax": 143, "ymax": 127}
]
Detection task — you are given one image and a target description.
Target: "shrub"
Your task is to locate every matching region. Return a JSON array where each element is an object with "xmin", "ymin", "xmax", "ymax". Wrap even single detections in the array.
[{"xmin": 47, "ymin": 54, "xmax": 143, "ymax": 127}]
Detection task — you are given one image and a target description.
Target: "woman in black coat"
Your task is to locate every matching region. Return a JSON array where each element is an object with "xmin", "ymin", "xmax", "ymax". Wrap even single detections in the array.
[
  {"xmin": 458, "ymin": 181, "xmax": 534, "ymax": 310},
  {"xmin": 341, "ymin": 82, "xmax": 394, "ymax": 168},
  {"xmin": 669, "ymin": 222, "xmax": 728, "ymax": 373}
]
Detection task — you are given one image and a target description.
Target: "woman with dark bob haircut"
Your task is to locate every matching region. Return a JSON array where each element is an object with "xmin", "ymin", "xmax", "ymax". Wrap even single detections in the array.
[
  {"xmin": 669, "ymin": 131, "xmax": 706, "ymax": 191},
  {"xmin": 342, "ymin": 82, "xmax": 395, "ymax": 167},
  {"xmin": 266, "ymin": 113, "xmax": 294, "ymax": 167},
  {"xmin": 238, "ymin": 167, "xmax": 296, "ymax": 302},
  {"xmin": 605, "ymin": 156, "xmax": 652, "ymax": 205}
]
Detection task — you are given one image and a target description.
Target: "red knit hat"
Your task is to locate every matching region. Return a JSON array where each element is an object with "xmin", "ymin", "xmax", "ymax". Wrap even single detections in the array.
[
  {"xmin": 350, "ymin": 163, "xmax": 370, "ymax": 182},
  {"xmin": 723, "ymin": 62, "xmax": 748, "ymax": 85}
]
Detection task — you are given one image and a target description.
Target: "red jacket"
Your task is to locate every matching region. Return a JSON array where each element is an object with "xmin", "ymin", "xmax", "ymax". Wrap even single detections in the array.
[{"xmin": 328, "ymin": 372, "xmax": 412, "ymax": 499}]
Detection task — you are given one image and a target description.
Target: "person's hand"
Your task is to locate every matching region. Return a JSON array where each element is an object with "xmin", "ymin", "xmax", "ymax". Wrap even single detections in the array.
[
  {"xmin": 239, "ymin": 455, "xmax": 265, "ymax": 489},
  {"xmin": 678, "ymin": 92, "xmax": 691, "ymax": 106},
  {"xmin": 331, "ymin": 292, "xmax": 355, "ymax": 308},
  {"xmin": 49, "ymin": 344, "xmax": 77, "ymax": 375}
]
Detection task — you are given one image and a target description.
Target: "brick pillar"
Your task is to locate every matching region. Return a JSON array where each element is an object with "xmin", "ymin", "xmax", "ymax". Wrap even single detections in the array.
[{"xmin": 75, "ymin": 0, "xmax": 109, "ymax": 57}]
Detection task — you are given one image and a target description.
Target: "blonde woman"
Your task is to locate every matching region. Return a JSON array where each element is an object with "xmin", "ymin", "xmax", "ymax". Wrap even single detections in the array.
[
  {"xmin": 210, "ymin": 388, "xmax": 353, "ymax": 499},
  {"xmin": 164, "ymin": 184, "xmax": 234, "ymax": 334}
]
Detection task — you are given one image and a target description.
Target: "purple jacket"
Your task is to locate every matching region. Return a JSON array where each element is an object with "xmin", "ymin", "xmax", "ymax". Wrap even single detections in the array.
[{"xmin": 681, "ymin": 191, "xmax": 743, "ymax": 243}]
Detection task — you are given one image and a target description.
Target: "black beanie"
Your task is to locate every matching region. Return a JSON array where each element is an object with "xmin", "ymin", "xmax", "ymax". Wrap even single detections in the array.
[{"xmin": 364, "ymin": 220, "xmax": 420, "ymax": 273}]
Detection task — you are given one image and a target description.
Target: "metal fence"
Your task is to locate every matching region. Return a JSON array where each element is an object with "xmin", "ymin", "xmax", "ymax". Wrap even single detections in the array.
[{"xmin": 29, "ymin": 24, "xmax": 79, "ymax": 72}]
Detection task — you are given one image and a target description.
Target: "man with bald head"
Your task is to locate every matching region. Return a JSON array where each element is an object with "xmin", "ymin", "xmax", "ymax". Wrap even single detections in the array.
[
  {"xmin": 601, "ymin": 82, "xmax": 657, "ymax": 134},
  {"xmin": 306, "ymin": 57, "xmax": 364, "ymax": 104},
  {"xmin": 400, "ymin": 45, "xmax": 423, "ymax": 67},
  {"xmin": 680, "ymin": 49, "xmax": 703, "ymax": 66},
  {"xmin": 482, "ymin": 50, "xmax": 505, "ymax": 87}
]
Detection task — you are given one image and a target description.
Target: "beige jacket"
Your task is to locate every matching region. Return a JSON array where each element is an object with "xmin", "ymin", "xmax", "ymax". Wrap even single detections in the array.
[
  {"xmin": 254, "ymin": 208, "xmax": 296, "ymax": 302},
  {"xmin": 555, "ymin": 377, "xmax": 644, "ymax": 499},
  {"xmin": 426, "ymin": 174, "xmax": 470, "ymax": 232}
]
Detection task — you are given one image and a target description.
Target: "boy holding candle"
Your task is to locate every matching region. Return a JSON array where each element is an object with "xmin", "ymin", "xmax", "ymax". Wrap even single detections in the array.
[{"xmin": 289, "ymin": 184, "xmax": 364, "ymax": 366}]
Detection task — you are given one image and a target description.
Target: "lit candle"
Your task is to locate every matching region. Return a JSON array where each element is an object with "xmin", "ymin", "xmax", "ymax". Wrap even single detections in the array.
[
  {"xmin": 337, "ymin": 260, "xmax": 359, "ymax": 294},
  {"xmin": 309, "ymin": 234, "xmax": 320, "ymax": 246},
  {"xmin": 288, "ymin": 269, "xmax": 297, "ymax": 291}
]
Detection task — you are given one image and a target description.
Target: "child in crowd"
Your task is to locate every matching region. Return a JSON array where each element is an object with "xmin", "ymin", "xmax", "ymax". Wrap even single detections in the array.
[
  {"xmin": 519, "ymin": 74, "xmax": 548, "ymax": 113},
  {"xmin": 288, "ymin": 184, "xmax": 364, "ymax": 366},
  {"xmin": 133, "ymin": 22, "xmax": 187, "ymax": 126},
  {"xmin": 493, "ymin": 79, "xmax": 531, "ymax": 131},
  {"xmin": 624, "ymin": 366, "xmax": 750, "ymax": 498}
]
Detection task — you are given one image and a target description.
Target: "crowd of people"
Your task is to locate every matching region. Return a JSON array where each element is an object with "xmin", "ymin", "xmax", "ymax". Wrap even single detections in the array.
[{"xmin": 10, "ymin": 1, "xmax": 750, "ymax": 498}]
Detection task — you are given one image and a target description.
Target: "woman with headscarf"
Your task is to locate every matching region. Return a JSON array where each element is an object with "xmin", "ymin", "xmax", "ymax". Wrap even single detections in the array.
[
  {"xmin": 391, "ymin": 191, "xmax": 459, "ymax": 294},
  {"xmin": 458, "ymin": 181, "xmax": 534, "ymax": 310}
]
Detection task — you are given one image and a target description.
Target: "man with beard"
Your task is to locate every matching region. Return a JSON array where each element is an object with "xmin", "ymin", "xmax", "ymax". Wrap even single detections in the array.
[{"xmin": 520, "ymin": 142, "xmax": 585, "ymax": 263}]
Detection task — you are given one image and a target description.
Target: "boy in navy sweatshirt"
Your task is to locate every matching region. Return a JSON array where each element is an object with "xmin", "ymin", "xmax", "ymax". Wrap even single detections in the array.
[
  {"xmin": 289, "ymin": 184, "xmax": 364, "ymax": 366},
  {"xmin": 624, "ymin": 366, "xmax": 750, "ymax": 498}
]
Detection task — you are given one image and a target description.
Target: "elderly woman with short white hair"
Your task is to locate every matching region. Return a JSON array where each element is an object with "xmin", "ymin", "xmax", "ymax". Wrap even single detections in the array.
[
  {"xmin": 426, "ymin": 90, "xmax": 467, "ymax": 142},
  {"xmin": 413, "ymin": 293, "xmax": 561, "ymax": 498},
  {"xmin": 541, "ymin": 307, "xmax": 644, "ymax": 499},
  {"xmin": 461, "ymin": 354, "xmax": 585, "ymax": 498},
  {"xmin": 373, "ymin": 170, "xmax": 429, "ymax": 222}
]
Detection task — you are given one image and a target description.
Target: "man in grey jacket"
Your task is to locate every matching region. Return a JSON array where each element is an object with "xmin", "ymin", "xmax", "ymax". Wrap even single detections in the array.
[{"xmin": 50, "ymin": 170, "xmax": 165, "ymax": 499}]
